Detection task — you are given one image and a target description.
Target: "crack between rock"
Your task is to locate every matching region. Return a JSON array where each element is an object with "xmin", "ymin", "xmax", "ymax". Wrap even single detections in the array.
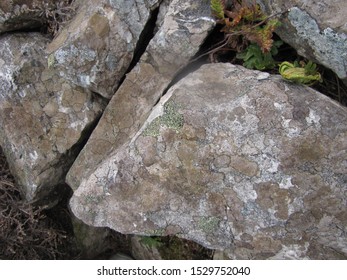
[
  {"xmin": 114, "ymin": 4, "xmax": 161, "ymax": 94},
  {"xmin": 150, "ymin": 24, "xmax": 219, "ymax": 109},
  {"xmin": 60, "ymin": 5, "xmax": 163, "ymax": 193}
]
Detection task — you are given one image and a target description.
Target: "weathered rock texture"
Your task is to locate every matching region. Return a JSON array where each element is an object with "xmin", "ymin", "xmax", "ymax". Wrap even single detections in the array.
[
  {"xmin": 70, "ymin": 63, "xmax": 347, "ymax": 259},
  {"xmin": 1, "ymin": 0, "xmax": 346, "ymax": 260},
  {"xmin": 0, "ymin": 33, "xmax": 105, "ymax": 202},
  {"xmin": 66, "ymin": 0, "xmax": 215, "ymax": 190},
  {"xmin": 258, "ymin": 0, "xmax": 347, "ymax": 84},
  {"xmin": 46, "ymin": 0, "xmax": 162, "ymax": 99}
]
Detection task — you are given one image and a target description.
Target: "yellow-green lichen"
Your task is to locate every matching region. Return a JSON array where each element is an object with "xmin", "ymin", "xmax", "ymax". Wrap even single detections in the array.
[
  {"xmin": 198, "ymin": 216, "xmax": 220, "ymax": 233},
  {"xmin": 144, "ymin": 101, "xmax": 184, "ymax": 137},
  {"xmin": 47, "ymin": 53, "xmax": 56, "ymax": 69}
]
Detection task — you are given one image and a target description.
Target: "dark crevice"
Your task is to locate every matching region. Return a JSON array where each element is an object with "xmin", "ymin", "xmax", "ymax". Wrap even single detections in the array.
[
  {"xmin": 115, "ymin": 5, "xmax": 161, "ymax": 93},
  {"xmin": 153, "ymin": 23, "xmax": 347, "ymax": 107},
  {"xmin": 129, "ymin": 6, "xmax": 161, "ymax": 71},
  {"xmin": 64, "ymin": 111, "xmax": 104, "ymax": 171},
  {"xmin": 33, "ymin": 111, "xmax": 104, "ymax": 208},
  {"xmin": 90, "ymin": 90, "xmax": 110, "ymax": 107},
  {"xmin": 0, "ymin": 26, "xmax": 44, "ymax": 38},
  {"xmin": 152, "ymin": 25, "xmax": 221, "ymax": 107}
]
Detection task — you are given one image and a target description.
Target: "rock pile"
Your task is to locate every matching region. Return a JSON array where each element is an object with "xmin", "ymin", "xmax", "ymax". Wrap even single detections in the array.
[{"xmin": 0, "ymin": 0, "xmax": 346, "ymax": 259}]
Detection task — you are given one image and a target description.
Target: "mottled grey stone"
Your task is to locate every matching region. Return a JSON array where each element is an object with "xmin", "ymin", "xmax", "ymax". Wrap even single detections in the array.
[
  {"xmin": 66, "ymin": 0, "xmax": 215, "ymax": 191},
  {"xmin": 46, "ymin": 0, "xmax": 162, "ymax": 99},
  {"xmin": 0, "ymin": 33, "xmax": 105, "ymax": 202},
  {"xmin": 69, "ymin": 63, "xmax": 347, "ymax": 259}
]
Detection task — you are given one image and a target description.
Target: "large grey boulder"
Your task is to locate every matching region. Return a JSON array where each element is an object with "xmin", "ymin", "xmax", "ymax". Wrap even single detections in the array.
[
  {"xmin": 66, "ymin": 0, "xmax": 215, "ymax": 190},
  {"xmin": 0, "ymin": 33, "xmax": 106, "ymax": 202},
  {"xmin": 258, "ymin": 0, "xmax": 347, "ymax": 85},
  {"xmin": 46, "ymin": 0, "xmax": 162, "ymax": 99},
  {"xmin": 70, "ymin": 63, "xmax": 347, "ymax": 259}
]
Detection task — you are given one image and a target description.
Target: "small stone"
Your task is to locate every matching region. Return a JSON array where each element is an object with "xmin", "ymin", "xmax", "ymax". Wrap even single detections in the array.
[{"xmin": 257, "ymin": 72, "xmax": 270, "ymax": 80}]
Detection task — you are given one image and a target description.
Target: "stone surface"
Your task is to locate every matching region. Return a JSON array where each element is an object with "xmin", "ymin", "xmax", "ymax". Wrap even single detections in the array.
[
  {"xmin": 0, "ymin": 32, "xmax": 106, "ymax": 202},
  {"xmin": 257, "ymin": 0, "xmax": 347, "ymax": 84},
  {"xmin": 46, "ymin": 0, "xmax": 162, "ymax": 99},
  {"xmin": 66, "ymin": 0, "xmax": 215, "ymax": 190},
  {"xmin": 70, "ymin": 63, "xmax": 347, "ymax": 259}
]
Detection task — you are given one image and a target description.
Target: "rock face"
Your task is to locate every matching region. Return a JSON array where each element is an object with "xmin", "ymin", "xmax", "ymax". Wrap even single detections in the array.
[
  {"xmin": 46, "ymin": 0, "xmax": 162, "ymax": 99},
  {"xmin": 258, "ymin": 0, "xmax": 347, "ymax": 84},
  {"xmin": 1, "ymin": 0, "xmax": 346, "ymax": 260},
  {"xmin": 66, "ymin": 0, "xmax": 215, "ymax": 190},
  {"xmin": 0, "ymin": 32, "xmax": 105, "ymax": 202},
  {"xmin": 70, "ymin": 63, "xmax": 347, "ymax": 259}
]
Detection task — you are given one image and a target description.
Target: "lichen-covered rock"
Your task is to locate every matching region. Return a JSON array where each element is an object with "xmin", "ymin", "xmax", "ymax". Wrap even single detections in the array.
[
  {"xmin": 0, "ymin": 0, "xmax": 71, "ymax": 34},
  {"xmin": 70, "ymin": 63, "xmax": 347, "ymax": 259},
  {"xmin": 46, "ymin": 0, "xmax": 162, "ymax": 99},
  {"xmin": 66, "ymin": 0, "xmax": 215, "ymax": 190},
  {"xmin": 0, "ymin": 33, "xmax": 106, "ymax": 202},
  {"xmin": 257, "ymin": 0, "xmax": 347, "ymax": 84}
]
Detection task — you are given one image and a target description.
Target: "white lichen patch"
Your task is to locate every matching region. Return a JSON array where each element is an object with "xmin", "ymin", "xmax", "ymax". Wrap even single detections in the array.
[
  {"xmin": 279, "ymin": 176, "xmax": 294, "ymax": 189},
  {"xmin": 281, "ymin": 116, "xmax": 301, "ymax": 137},
  {"xmin": 89, "ymin": 160, "xmax": 119, "ymax": 197},
  {"xmin": 29, "ymin": 150, "xmax": 39, "ymax": 164},
  {"xmin": 269, "ymin": 243, "xmax": 310, "ymax": 260},
  {"xmin": 233, "ymin": 183, "xmax": 257, "ymax": 202},
  {"xmin": 306, "ymin": 108, "xmax": 321, "ymax": 128},
  {"xmin": 268, "ymin": 159, "xmax": 280, "ymax": 173},
  {"xmin": 0, "ymin": 65, "xmax": 18, "ymax": 94}
]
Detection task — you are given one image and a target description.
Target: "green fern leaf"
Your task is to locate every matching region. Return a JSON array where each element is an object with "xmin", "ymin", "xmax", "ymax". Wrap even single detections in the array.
[
  {"xmin": 304, "ymin": 60, "xmax": 318, "ymax": 75},
  {"xmin": 140, "ymin": 236, "xmax": 162, "ymax": 249},
  {"xmin": 236, "ymin": 43, "xmax": 279, "ymax": 70},
  {"xmin": 211, "ymin": 0, "xmax": 225, "ymax": 20}
]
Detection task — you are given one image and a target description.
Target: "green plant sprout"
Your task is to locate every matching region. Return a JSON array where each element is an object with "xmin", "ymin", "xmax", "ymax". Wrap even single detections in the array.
[
  {"xmin": 140, "ymin": 236, "xmax": 163, "ymax": 249},
  {"xmin": 279, "ymin": 60, "xmax": 322, "ymax": 85},
  {"xmin": 236, "ymin": 40, "xmax": 282, "ymax": 70},
  {"xmin": 209, "ymin": 0, "xmax": 282, "ymax": 62}
]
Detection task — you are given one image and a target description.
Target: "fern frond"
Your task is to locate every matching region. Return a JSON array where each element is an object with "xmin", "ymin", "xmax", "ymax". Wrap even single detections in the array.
[
  {"xmin": 243, "ymin": 19, "xmax": 280, "ymax": 52},
  {"xmin": 236, "ymin": 43, "xmax": 278, "ymax": 70},
  {"xmin": 304, "ymin": 60, "xmax": 318, "ymax": 75},
  {"xmin": 211, "ymin": 0, "xmax": 225, "ymax": 20}
]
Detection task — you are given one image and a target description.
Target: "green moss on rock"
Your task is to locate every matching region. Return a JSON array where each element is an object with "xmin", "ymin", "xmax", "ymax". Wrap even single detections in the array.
[
  {"xmin": 198, "ymin": 216, "xmax": 220, "ymax": 233},
  {"xmin": 144, "ymin": 101, "xmax": 184, "ymax": 137}
]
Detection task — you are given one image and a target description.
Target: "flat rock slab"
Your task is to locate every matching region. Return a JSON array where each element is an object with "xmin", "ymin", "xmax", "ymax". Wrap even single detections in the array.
[
  {"xmin": 0, "ymin": 33, "xmax": 106, "ymax": 202},
  {"xmin": 70, "ymin": 63, "xmax": 347, "ymax": 259}
]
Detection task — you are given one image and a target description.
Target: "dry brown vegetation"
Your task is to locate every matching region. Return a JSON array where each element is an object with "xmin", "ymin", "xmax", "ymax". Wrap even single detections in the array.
[{"xmin": 0, "ymin": 147, "xmax": 78, "ymax": 259}]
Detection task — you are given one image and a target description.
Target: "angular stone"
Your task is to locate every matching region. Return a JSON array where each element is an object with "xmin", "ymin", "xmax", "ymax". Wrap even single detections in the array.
[
  {"xmin": 0, "ymin": 33, "xmax": 106, "ymax": 202},
  {"xmin": 258, "ymin": 0, "xmax": 347, "ymax": 84},
  {"xmin": 66, "ymin": 0, "xmax": 215, "ymax": 190},
  {"xmin": 70, "ymin": 63, "xmax": 347, "ymax": 259},
  {"xmin": 46, "ymin": 0, "xmax": 162, "ymax": 98}
]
